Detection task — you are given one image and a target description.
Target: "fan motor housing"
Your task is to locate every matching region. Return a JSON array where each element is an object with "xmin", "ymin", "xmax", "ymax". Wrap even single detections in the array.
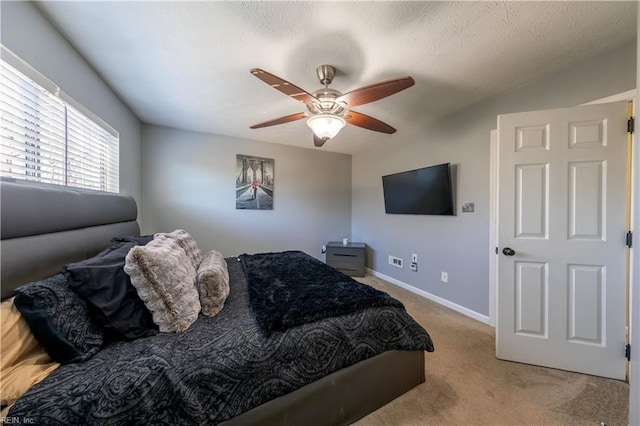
[{"xmin": 307, "ymin": 87, "xmax": 345, "ymax": 115}]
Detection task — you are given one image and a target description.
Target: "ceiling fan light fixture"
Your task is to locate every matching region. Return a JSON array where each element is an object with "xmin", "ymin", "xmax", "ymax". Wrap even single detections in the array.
[
  {"xmin": 306, "ymin": 114, "xmax": 346, "ymax": 140},
  {"xmin": 249, "ymin": 66, "xmax": 414, "ymax": 146}
]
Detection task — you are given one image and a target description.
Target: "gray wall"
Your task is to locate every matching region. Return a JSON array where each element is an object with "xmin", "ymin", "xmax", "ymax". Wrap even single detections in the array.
[
  {"xmin": 352, "ymin": 40, "xmax": 636, "ymax": 317},
  {"xmin": 141, "ymin": 125, "xmax": 351, "ymax": 259},
  {"xmin": 0, "ymin": 2, "xmax": 142, "ymax": 211}
]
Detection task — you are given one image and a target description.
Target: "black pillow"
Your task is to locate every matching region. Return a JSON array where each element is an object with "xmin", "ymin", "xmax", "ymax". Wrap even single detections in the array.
[
  {"xmin": 14, "ymin": 274, "xmax": 104, "ymax": 364},
  {"xmin": 63, "ymin": 242, "xmax": 159, "ymax": 342},
  {"xmin": 110, "ymin": 235, "xmax": 154, "ymax": 245}
]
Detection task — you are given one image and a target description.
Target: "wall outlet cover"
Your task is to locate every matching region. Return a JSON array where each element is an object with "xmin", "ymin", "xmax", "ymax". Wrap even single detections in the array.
[
  {"xmin": 462, "ymin": 202, "xmax": 475, "ymax": 213},
  {"xmin": 411, "ymin": 253, "xmax": 418, "ymax": 262},
  {"xmin": 441, "ymin": 271, "xmax": 448, "ymax": 283},
  {"xmin": 389, "ymin": 256, "xmax": 403, "ymax": 268}
]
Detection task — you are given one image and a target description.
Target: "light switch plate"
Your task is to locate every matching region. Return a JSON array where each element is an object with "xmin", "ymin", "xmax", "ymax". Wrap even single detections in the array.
[{"xmin": 462, "ymin": 202, "xmax": 475, "ymax": 213}]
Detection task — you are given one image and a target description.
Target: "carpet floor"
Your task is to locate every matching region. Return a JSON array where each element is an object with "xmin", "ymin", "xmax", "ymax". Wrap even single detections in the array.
[{"xmin": 354, "ymin": 274, "xmax": 629, "ymax": 426}]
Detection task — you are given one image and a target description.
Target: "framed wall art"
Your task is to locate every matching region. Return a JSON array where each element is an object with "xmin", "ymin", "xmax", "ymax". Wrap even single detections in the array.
[{"xmin": 235, "ymin": 154, "xmax": 274, "ymax": 210}]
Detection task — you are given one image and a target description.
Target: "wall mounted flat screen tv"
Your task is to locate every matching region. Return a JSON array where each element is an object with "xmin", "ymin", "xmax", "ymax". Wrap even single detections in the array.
[{"xmin": 382, "ymin": 163, "xmax": 454, "ymax": 215}]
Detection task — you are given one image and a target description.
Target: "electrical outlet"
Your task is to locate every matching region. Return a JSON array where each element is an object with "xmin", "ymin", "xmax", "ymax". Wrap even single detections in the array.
[
  {"xmin": 441, "ymin": 271, "xmax": 448, "ymax": 283},
  {"xmin": 389, "ymin": 256, "xmax": 403, "ymax": 268},
  {"xmin": 412, "ymin": 253, "xmax": 418, "ymax": 263},
  {"xmin": 321, "ymin": 245, "xmax": 327, "ymax": 254},
  {"xmin": 410, "ymin": 262, "xmax": 418, "ymax": 272}
]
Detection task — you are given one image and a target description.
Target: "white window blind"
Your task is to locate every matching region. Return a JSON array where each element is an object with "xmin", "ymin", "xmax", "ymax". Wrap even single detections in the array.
[
  {"xmin": 0, "ymin": 48, "xmax": 119, "ymax": 193},
  {"xmin": 66, "ymin": 105, "xmax": 119, "ymax": 192}
]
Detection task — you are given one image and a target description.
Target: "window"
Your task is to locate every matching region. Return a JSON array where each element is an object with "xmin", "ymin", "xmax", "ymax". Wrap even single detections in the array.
[{"xmin": 0, "ymin": 47, "xmax": 119, "ymax": 192}]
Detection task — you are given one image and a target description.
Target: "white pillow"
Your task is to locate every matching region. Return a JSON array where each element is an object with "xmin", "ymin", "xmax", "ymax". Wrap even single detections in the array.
[{"xmin": 124, "ymin": 235, "xmax": 200, "ymax": 332}]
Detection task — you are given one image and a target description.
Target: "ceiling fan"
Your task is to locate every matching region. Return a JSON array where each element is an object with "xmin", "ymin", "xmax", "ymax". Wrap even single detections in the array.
[{"xmin": 249, "ymin": 65, "xmax": 415, "ymax": 147}]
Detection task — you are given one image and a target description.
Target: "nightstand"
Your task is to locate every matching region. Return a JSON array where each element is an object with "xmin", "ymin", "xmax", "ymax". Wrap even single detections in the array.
[{"xmin": 325, "ymin": 241, "xmax": 365, "ymax": 277}]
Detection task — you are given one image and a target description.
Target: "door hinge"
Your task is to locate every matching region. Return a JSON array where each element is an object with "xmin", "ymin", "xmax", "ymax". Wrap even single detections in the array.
[
  {"xmin": 625, "ymin": 344, "xmax": 631, "ymax": 361},
  {"xmin": 628, "ymin": 117, "xmax": 634, "ymax": 134},
  {"xmin": 495, "ymin": 247, "xmax": 499, "ymax": 255},
  {"xmin": 626, "ymin": 231, "xmax": 633, "ymax": 248}
]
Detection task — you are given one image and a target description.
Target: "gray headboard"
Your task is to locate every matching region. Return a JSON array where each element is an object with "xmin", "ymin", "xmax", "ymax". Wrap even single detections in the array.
[{"xmin": 1, "ymin": 179, "xmax": 140, "ymax": 300}]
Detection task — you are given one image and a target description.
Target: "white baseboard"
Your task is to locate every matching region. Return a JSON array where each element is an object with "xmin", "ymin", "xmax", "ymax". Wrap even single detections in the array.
[{"xmin": 365, "ymin": 268, "xmax": 491, "ymax": 325}]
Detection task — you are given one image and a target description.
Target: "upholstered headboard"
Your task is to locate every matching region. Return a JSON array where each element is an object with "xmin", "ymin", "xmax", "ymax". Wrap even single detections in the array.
[{"xmin": 1, "ymin": 179, "xmax": 141, "ymax": 299}]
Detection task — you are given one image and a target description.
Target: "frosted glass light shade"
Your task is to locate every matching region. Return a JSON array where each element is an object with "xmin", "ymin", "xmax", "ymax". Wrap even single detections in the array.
[{"xmin": 306, "ymin": 114, "xmax": 346, "ymax": 140}]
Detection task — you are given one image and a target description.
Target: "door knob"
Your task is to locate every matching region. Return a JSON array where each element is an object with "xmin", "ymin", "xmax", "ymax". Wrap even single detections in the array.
[{"xmin": 502, "ymin": 247, "xmax": 516, "ymax": 256}]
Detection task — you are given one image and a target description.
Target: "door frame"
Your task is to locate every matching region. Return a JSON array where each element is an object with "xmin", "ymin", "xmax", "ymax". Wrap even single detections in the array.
[
  {"xmin": 630, "ymin": 85, "xmax": 640, "ymax": 426},
  {"xmin": 489, "ymin": 130, "xmax": 498, "ymax": 327}
]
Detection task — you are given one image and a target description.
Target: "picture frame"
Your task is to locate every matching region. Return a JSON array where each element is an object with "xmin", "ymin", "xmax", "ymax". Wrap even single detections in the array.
[{"xmin": 235, "ymin": 154, "xmax": 274, "ymax": 210}]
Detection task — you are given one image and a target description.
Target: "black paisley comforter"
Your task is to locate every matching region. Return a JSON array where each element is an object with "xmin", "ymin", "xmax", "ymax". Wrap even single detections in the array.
[{"xmin": 9, "ymin": 256, "xmax": 434, "ymax": 425}]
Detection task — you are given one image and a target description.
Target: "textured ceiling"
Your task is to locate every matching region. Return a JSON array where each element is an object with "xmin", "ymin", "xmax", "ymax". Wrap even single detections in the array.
[{"xmin": 35, "ymin": 1, "xmax": 636, "ymax": 154}]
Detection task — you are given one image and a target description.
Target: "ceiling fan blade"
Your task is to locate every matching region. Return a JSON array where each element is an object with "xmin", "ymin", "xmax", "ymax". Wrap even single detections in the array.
[
  {"xmin": 250, "ymin": 112, "xmax": 308, "ymax": 129},
  {"xmin": 313, "ymin": 134, "xmax": 327, "ymax": 147},
  {"xmin": 336, "ymin": 76, "xmax": 415, "ymax": 108},
  {"xmin": 344, "ymin": 110, "xmax": 396, "ymax": 134},
  {"xmin": 250, "ymin": 68, "xmax": 318, "ymax": 105}
]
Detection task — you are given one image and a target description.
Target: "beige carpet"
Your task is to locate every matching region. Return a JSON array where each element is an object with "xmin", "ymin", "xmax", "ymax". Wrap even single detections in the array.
[{"xmin": 354, "ymin": 274, "xmax": 629, "ymax": 426}]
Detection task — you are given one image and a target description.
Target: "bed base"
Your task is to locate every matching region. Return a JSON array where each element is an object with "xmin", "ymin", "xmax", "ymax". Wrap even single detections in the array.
[{"xmin": 221, "ymin": 349, "xmax": 425, "ymax": 426}]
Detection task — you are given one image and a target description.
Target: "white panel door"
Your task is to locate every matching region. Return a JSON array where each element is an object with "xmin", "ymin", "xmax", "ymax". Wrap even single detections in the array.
[{"xmin": 496, "ymin": 101, "xmax": 627, "ymax": 380}]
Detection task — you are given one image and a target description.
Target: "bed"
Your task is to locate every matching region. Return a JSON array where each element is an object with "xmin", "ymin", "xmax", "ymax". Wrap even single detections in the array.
[{"xmin": 0, "ymin": 179, "xmax": 434, "ymax": 425}]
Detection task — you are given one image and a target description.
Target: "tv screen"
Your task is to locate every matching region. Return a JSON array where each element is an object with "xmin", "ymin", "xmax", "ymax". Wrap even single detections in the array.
[{"xmin": 382, "ymin": 163, "xmax": 454, "ymax": 215}]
